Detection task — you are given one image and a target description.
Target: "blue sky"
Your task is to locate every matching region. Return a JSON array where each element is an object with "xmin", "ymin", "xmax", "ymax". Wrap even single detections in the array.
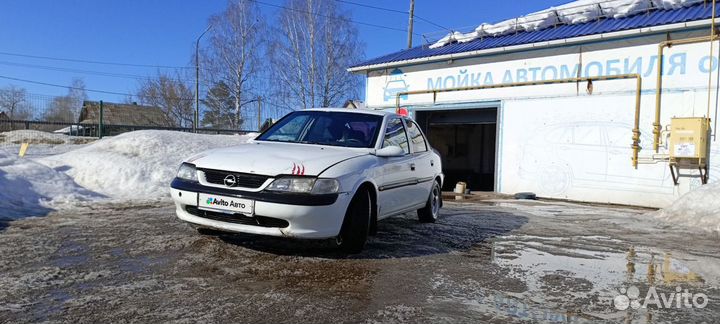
[{"xmin": 0, "ymin": 0, "xmax": 565, "ymax": 103}]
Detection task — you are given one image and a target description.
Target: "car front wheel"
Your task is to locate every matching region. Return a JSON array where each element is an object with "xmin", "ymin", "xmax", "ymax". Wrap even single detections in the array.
[
  {"xmin": 336, "ymin": 189, "xmax": 371, "ymax": 254},
  {"xmin": 418, "ymin": 181, "xmax": 441, "ymax": 223}
]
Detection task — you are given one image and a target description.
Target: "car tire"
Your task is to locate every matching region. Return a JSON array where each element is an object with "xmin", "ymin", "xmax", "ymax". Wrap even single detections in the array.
[
  {"xmin": 336, "ymin": 189, "xmax": 371, "ymax": 254},
  {"xmin": 418, "ymin": 181, "xmax": 441, "ymax": 223}
]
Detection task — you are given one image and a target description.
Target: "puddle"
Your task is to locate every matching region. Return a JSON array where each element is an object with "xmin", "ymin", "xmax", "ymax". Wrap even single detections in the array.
[
  {"xmin": 53, "ymin": 255, "xmax": 89, "ymax": 268},
  {"xmin": 491, "ymin": 235, "xmax": 715, "ymax": 296},
  {"xmin": 117, "ymin": 255, "xmax": 166, "ymax": 274},
  {"xmin": 30, "ymin": 289, "xmax": 72, "ymax": 321},
  {"xmin": 51, "ymin": 240, "xmax": 89, "ymax": 268}
]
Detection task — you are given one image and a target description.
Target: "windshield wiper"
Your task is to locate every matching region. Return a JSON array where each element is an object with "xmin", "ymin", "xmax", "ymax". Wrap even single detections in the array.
[{"xmin": 298, "ymin": 140, "xmax": 324, "ymax": 145}]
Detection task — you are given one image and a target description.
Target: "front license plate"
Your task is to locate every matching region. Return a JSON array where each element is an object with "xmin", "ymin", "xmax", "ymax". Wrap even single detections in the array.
[{"xmin": 198, "ymin": 193, "xmax": 254, "ymax": 216}]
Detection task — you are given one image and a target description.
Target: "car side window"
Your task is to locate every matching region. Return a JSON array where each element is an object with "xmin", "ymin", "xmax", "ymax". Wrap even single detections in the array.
[
  {"xmin": 382, "ymin": 117, "xmax": 409, "ymax": 154},
  {"xmin": 405, "ymin": 120, "xmax": 428, "ymax": 153}
]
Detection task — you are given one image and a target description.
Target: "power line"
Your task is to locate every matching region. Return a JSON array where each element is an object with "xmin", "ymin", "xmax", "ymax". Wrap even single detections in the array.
[
  {"xmin": 0, "ymin": 60, "xmax": 222, "ymax": 87},
  {"xmin": 334, "ymin": 0, "xmax": 450, "ymax": 32},
  {"xmin": 413, "ymin": 14, "xmax": 451, "ymax": 32},
  {"xmin": 0, "ymin": 74, "xmax": 194, "ymax": 101},
  {"xmin": 0, "ymin": 59, "xmax": 287, "ymax": 86},
  {"xmin": 0, "ymin": 61, "xmax": 179, "ymax": 81},
  {"xmin": 249, "ymin": 0, "xmax": 419, "ymax": 35},
  {"xmin": 335, "ymin": 0, "xmax": 406, "ymax": 14},
  {"xmin": 0, "ymin": 51, "xmax": 195, "ymax": 70}
]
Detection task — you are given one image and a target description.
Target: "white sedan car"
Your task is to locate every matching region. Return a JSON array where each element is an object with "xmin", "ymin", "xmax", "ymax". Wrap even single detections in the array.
[{"xmin": 170, "ymin": 108, "xmax": 443, "ymax": 253}]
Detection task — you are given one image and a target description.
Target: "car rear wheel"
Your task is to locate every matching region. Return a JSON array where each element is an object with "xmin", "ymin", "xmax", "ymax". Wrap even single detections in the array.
[
  {"xmin": 336, "ymin": 189, "xmax": 371, "ymax": 254},
  {"xmin": 418, "ymin": 181, "xmax": 441, "ymax": 223}
]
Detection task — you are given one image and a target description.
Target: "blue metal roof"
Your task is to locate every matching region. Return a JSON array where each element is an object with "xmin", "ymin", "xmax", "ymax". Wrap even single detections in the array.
[{"xmin": 352, "ymin": 3, "xmax": 718, "ymax": 69}]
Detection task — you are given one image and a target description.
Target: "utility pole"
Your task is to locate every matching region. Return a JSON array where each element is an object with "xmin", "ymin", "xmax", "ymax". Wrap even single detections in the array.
[
  {"xmin": 407, "ymin": 0, "xmax": 415, "ymax": 49},
  {"xmin": 195, "ymin": 24, "xmax": 212, "ymax": 133},
  {"xmin": 257, "ymin": 96, "xmax": 262, "ymax": 131}
]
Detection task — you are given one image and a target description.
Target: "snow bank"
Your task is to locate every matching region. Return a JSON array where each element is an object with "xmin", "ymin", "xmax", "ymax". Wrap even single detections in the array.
[
  {"xmin": 38, "ymin": 130, "xmax": 256, "ymax": 200},
  {"xmin": 0, "ymin": 130, "xmax": 92, "ymax": 145},
  {"xmin": 652, "ymin": 182, "xmax": 720, "ymax": 232},
  {"xmin": 0, "ymin": 130, "xmax": 255, "ymax": 219},
  {"xmin": 0, "ymin": 153, "xmax": 101, "ymax": 219},
  {"xmin": 429, "ymin": 0, "xmax": 704, "ymax": 49}
]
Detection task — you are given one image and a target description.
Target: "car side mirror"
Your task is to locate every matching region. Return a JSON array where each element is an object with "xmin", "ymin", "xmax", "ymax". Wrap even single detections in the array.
[{"xmin": 375, "ymin": 146, "xmax": 405, "ymax": 157}]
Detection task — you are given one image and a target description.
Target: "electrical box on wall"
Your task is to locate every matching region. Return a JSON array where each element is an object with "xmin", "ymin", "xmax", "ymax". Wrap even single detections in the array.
[{"xmin": 668, "ymin": 117, "xmax": 710, "ymax": 185}]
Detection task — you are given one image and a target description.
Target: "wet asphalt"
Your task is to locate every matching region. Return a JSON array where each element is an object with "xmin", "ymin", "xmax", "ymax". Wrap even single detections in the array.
[{"xmin": 0, "ymin": 198, "xmax": 718, "ymax": 323}]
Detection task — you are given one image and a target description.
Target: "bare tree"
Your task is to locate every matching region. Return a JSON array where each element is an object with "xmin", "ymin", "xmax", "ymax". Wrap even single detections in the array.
[
  {"xmin": 137, "ymin": 71, "xmax": 194, "ymax": 127},
  {"xmin": 43, "ymin": 78, "xmax": 88, "ymax": 122},
  {"xmin": 202, "ymin": 0, "xmax": 265, "ymax": 129},
  {"xmin": 68, "ymin": 78, "xmax": 88, "ymax": 118},
  {"xmin": 0, "ymin": 85, "xmax": 33, "ymax": 120},
  {"xmin": 43, "ymin": 96, "xmax": 75, "ymax": 122},
  {"xmin": 270, "ymin": 0, "xmax": 363, "ymax": 109}
]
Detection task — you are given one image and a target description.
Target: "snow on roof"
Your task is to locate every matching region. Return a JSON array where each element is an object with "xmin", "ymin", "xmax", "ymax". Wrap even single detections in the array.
[
  {"xmin": 429, "ymin": 0, "xmax": 704, "ymax": 49},
  {"xmin": 350, "ymin": 0, "xmax": 714, "ymax": 70}
]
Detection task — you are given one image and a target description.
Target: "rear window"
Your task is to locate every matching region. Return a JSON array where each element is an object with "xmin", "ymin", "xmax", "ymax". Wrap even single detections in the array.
[{"xmin": 405, "ymin": 120, "xmax": 428, "ymax": 153}]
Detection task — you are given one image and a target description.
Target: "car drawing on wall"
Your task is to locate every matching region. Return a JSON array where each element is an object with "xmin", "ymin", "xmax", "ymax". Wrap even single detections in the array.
[
  {"xmin": 383, "ymin": 68, "xmax": 410, "ymax": 102},
  {"xmin": 170, "ymin": 108, "xmax": 443, "ymax": 253},
  {"xmin": 517, "ymin": 121, "xmax": 675, "ymax": 195},
  {"xmin": 383, "ymin": 79, "xmax": 410, "ymax": 102}
]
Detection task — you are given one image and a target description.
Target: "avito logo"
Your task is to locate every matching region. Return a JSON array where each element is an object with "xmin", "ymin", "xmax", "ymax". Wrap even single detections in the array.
[
  {"xmin": 205, "ymin": 197, "xmax": 246, "ymax": 209},
  {"xmin": 206, "ymin": 197, "xmax": 229, "ymax": 206},
  {"xmin": 613, "ymin": 285, "xmax": 709, "ymax": 310}
]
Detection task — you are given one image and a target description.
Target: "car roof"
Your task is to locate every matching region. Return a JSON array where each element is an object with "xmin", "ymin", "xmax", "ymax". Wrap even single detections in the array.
[{"xmin": 303, "ymin": 108, "xmax": 396, "ymax": 117}]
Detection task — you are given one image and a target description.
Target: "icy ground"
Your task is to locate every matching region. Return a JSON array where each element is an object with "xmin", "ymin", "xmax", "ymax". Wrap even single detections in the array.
[
  {"xmin": 0, "ymin": 130, "xmax": 255, "ymax": 219},
  {"xmin": 0, "ymin": 199, "xmax": 717, "ymax": 323}
]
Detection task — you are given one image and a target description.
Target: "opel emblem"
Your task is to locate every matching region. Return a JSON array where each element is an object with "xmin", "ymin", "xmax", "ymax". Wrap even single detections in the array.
[{"xmin": 223, "ymin": 175, "xmax": 237, "ymax": 187}]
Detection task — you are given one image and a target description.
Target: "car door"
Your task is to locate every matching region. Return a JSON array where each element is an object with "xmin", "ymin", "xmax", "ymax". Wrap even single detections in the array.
[
  {"xmin": 404, "ymin": 118, "xmax": 435, "ymax": 206},
  {"xmin": 377, "ymin": 117, "xmax": 416, "ymax": 217}
]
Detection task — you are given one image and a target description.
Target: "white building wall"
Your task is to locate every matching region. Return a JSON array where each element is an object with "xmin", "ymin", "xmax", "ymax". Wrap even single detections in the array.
[{"xmin": 364, "ymin": 31, "xmax": 720, "ymax": 207}]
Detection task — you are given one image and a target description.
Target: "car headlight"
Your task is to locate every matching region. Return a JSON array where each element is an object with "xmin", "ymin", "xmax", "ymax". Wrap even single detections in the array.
[
  {"xmin": 312, "ymin": 179, "xmax": 340, "ymax": 194},
  {"xmin": 266, "ymin": 177, "xmax": 340, "ymax": 194},
  {"xmin": 176, "ymin": 163, "xmax": 198, "ymax": 182}
]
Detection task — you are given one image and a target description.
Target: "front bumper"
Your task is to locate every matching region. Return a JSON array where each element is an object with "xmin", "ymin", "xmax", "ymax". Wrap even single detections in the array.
[{"xmin": 170, "ymin": 178, "xmax": 351, "ymax": 239}]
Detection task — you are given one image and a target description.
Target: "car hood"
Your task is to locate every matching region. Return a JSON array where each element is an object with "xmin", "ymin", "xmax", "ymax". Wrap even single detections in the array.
[{"xmin": 187, "ymin": 141, "xmax": 371, "ymax": 176}]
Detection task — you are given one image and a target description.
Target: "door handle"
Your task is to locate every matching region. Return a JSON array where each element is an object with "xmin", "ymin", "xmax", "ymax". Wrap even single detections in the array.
[{"xmin": 410, "ymin": 163, "xmax": 416, "ymax": 171}]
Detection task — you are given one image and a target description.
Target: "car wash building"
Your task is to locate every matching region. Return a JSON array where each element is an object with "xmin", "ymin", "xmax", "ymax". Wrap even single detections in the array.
[{"xmin": 349, "ymin": 1, "xmax": 720, "ymax": 207}]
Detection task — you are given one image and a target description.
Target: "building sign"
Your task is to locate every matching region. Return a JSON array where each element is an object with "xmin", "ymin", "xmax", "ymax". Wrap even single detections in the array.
[{"xmin": 367, "ymin": 42, "xmax": 716, "ymax": 107}]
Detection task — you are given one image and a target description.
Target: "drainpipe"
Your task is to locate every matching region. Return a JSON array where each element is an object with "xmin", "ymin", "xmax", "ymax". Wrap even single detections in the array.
[{"xmin": 395, "ymin": 73, "xmax": 643, "ymax": 168}]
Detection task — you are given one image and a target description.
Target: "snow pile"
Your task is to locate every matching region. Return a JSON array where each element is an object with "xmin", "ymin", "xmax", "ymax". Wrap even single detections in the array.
[
  {"xmin": 37, "ymin": 130, "xmax": 256, "ymax": 200},
  {"xmin": 429, "ymin": 0, "xmax": 704, "ymax": 49},
  {"xmin": 0, "ymin": 153, "xmax": 102, "ymax": 219},
  {"xmin": 0, "ymin": 130, "xmax": 255, "ymax": 219},
  {"xmin": 0, "ymin": 130, "xmax": 90, "ymax": 145},
  {"xmin": 652, "ymin": 182, "xmax": 720, "ymax": 232}
]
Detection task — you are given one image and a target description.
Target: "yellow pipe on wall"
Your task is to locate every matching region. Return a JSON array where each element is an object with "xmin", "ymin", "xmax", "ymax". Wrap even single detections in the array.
[
  {"xmin": 707, "ymin": 0, "xmax": 717, "ymax": 121},
  {"xmin": 395, "ymin": 73, "xmax": 643, "ymax": 168},
  {"xmin": 654, "ymin": 34, "xmax": 720, "ymax": 152}
]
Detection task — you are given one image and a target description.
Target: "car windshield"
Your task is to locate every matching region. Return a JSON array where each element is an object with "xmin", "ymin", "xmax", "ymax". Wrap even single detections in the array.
[{"xmin": 256, "ymin": 111, "xmax": 383, "ymax": 148}]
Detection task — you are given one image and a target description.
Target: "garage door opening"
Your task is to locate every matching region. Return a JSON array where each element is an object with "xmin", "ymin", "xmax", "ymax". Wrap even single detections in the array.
[{"xmin": 415, "ymin": 108, "xmax": 497, "ymax": 192}]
